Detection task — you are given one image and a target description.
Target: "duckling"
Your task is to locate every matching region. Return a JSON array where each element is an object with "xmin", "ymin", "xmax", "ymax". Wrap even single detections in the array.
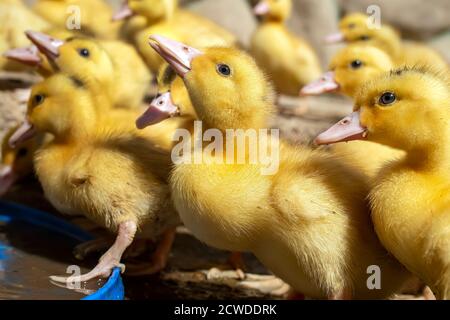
[
  {"xmin": 250, "ymin": 0, "xmax": 322, "ymax": 96},
  {"xmin": 9, "ymin": 73, "xmax": 180, "ymax": 282},
  {"xmin": 114, "ymin": 0, "xmax": 237, "ymax": 73},
  {"xmin": 0, "ymin": 0, "xmax": 51, "ymax": 71},
  {"xmin": 140, "ymin": 35, "xmax": 412, "ymax": 299},
  {"xmin": 32, "ymin": 0, "xmax": 122, "ymax": 40},
  {"xmin": 0, "ymin": 126, "xmax": 45, "ymax": 196},
  {"xmin": 315, "ymin": 67, "xmax": 450, "ymax": 299},
  {"xmin": 300, "ymin": 45, "xmax": 405, "ymax": 179},
  {"xmin": 325, "ymin": 13, "xmax": 448, "ymax": 70},
  {"xmin": 25, "ymin": 31, "xmax": 151, "ymax": 110}
]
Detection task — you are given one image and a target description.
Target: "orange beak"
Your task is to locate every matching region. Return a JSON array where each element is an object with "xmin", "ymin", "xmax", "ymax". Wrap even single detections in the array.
[
  {"xmin": 315, "ymin": 111, "xmax": 368, "ymax": 145},
  {"xmin": 149, "ymin": 35, "xmax": 203, "ymax": 78},
  {"xmin": 112, "ymin": 1, "xmax": 134, "ymax": 21},
  {"xmin": 9, "ymin": 120, "xmax": 36, "ymax": 149},
  {"xmin": 300, "ymin": 72, "xmax": 339, "ymax": 96},
  {"xmin": 25, "ymin": 30, "xmax": 64, "ymax": 61},
  {"xmin": 3, "ymin": 45, "xmax": 42, "ymax": 67},
  {"xmin": 254, "ymin": 1, "xmax": 270, "ymax": 16},
  {"xmin": 324, "ymin": 32, "xmax": 345, "ymax": 44},
  {"xmin": 136, "ymin": 92, "xmax": 180, "ymax": 129}
]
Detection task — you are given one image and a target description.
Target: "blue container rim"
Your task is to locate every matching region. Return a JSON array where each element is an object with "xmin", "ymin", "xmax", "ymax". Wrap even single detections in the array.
[{"xmin": 0, "ymin": 200, "xmax": 125, "ymax": 300}]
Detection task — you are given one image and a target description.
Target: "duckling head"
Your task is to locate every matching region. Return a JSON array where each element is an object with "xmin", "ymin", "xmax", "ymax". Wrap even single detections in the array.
[
  {"xmin": 301, "ymin": 45, "xmax": 394, "ymax": 97},
  {"xmin": 0, "ymin": 126, "xmax": 37, "ymax": 196},
  {"xmin": 253, "ymin": 0, "xmax": 292, "ymax": 22},
  {"xmin": 325, "ymin": 13, "xmax": 369, "ymax": 43},
  {"xmin": 315, "ymin": 67, "xmax": 450, "ymax": 153},
  {"xmin": 136, "ymin": 64, "xmax": 195, "ymax": 128},
  {"xmin": 327, "ymin": 24, "xmax": 401, "ymax": 57},
  {"xmin": 148, "ymin": 35, "xmax": 275, "ymax": 131},
  {"xmin": 26, "ymin": 31, "xmax": 114, "ymax": 88},
  {"xmin": 9, "ymin": 74, "xmax": 97, "ymax": 147},
  {"xmin": 114, "ymin": 0, "xmax": 177, "ymax": 23}
]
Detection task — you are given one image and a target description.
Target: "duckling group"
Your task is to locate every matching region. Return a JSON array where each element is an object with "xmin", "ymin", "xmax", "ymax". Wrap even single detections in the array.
[{"xmin": 1, "ymin": 0, "xmax": 448, "ymax": 300}]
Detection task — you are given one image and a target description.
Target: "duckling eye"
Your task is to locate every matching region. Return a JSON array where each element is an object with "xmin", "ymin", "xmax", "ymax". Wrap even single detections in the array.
[
  {"xmin": 33, "ymin": 94, "xmax": 45, "ymax": 105},
  {"xmin": 348, "ymin": 23, "xmax": 355, "ymax": 29},
  {"xmin": 17, "ymin": 148, "xmax": 28, "ymax": 158},
  {"xmin": 379, "ymin": 92, "xmax": 396, "ymax": 106},
  {"xmin": 360, "ymin": 35, "xmax": 370, "ymax": 41},
  {"xmin": 216, "ymin": 64, "xmax": 232, "ymax": 77},
  {"xmin": 78, "ymin": 48, "xmax": 90, "ymax": 58},
  {"xmin": 350, "ymin": 60, "xmax": 363, "ymax": 69}
]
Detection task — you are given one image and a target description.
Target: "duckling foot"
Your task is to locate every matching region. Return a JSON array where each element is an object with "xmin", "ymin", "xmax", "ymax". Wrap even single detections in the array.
[
  {"xmin": 50, "ymin": 221, "xmax": 137, "ymax": 284},
  {"xmin": 125, "ymin": 228, "xmax": 176, "ymax": 276},
  {"xmin": 205, "ymin": 267, "xmax": 246, "ymax": 281},
  {"xmin": 237, "ymin": 274, "xmax": 291, "ymax": 297},
  {"xmin": 423, "ymin": 286, "xmax": 436, "ymax": 300}
]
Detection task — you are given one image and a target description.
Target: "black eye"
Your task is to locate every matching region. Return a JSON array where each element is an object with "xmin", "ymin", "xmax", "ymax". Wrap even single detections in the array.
[
  {"xmin": 348, "ymin": 23, "xmax": 355, "ymax": 29},
  {"xmin": 33, "ymin": 94, "xmax": 45, "ymax": 105},
  {"xmin": 17, "ymin": 148, "xmax": 28, "ymax": 158},
  {"xmin": 78, "ymin": 48, "xmax": 90, "ymax": 58},
  {"xmin": 350, "ymin": 60, "xmax": 363, "ymax": 69},
  {"xmin": 360, "ymin": 35, "xmax": 370, "ymax": 41},
  {"xmin": 216, "ymin": 64, "xmax": 231, "ymax": 76},
  {"xmin": 379, "ymin": 92, "xmax": 396, "ymax": 106}
]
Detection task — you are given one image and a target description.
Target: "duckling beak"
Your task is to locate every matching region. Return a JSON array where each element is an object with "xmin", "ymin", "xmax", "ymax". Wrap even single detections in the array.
[
  {"xmin": 3, "ymin": 46, "xmax": 42, "ymax": 66},
  {"xmin": 136, "ymin": 92, "xmax": 180, "ymax": 129},
  {"xmin": 314, "ymin": 111, "xmax": 367, "ymax": 145},
  {"xmin": 112, "ymin": 1, "xmax": 134, "ymax": 21},
  {"xmin": 0, "ymin": 165, "xmax": 17, "ymax": 197},
  {"xmin": 254, "ymin": 1, "xmax": 270, "ymax": 16},
  {"xmin": 325, "ymin": 32, "xmax": 345, "ymax": 44},
  {"xmin": 9, "ymin": 120, "xmax": 36, "ymax": 148},
  {"xmin": 25, "ymin": 30, "xmax": 63, "ymax": 61},
  {"xmin": 149, "ymin": 35, "xmax": 203, "ymax": 77},
  {"xmin": 300, "ymin": 72, "xmax": 339, "ymax": 95}
]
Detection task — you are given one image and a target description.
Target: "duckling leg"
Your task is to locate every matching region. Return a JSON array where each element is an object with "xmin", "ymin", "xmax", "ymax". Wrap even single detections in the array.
[
  {"xmin": 125, "ymin": 228, "xmax": 176, "ymax": 276},
  {"xmin": 423, "ymin": 286, "xmax": 436, "ymax": 300},
  {"xmin": 49, "ymin": 221, "xmax": 137, "ymax": 284},
  {"xmin": 73, "ymin": 238, "xmax": 114, "ymax": 260},
  {"xmin": 329, "ymin": 288, "xmax": 353, "ymax": 300}
]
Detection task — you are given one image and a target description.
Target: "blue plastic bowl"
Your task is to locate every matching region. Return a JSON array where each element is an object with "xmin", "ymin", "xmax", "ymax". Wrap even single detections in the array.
[{"xmin": 0, "ymin": 200, "xmax": 124, "ymax": 300}]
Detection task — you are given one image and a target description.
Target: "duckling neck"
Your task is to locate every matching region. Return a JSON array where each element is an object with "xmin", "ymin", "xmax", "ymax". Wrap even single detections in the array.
[
  {"xmin": 261, "ymin": 15, "xmax": 287, "ymax": 24},
  {"xmin": 52, "ymin": 111, "xmax": 99, "ymax": 144},
  {"xmin": 405, "ymin": 137, "xmax": 450, "ymax": 174}
]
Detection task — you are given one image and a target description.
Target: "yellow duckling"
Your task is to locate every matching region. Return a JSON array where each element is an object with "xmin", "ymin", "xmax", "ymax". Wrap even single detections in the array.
[
  {"xmin": 113, "ymin": 0, "xmax": 237, "ymax": 73},
  {"xmin": 24, "ymin": 31, "xmax": 151, "ymax": 110},
  {"xmin": 9, "ymin": 73, "xmax": 180, "ymax": 282},
  {"xmin": 250, "ymin": 0, "xmax": 322, "ymax": 96},
  {"xmin": 0, "ymin": 0, "xmax": 51, "ymax": 71},
  {"xmin": 326, "ymin": 13, "xmax": 448, "ymax": 70},
  {"xmin": 301, "ymin": 45, "xmax": 405, "ymax": 179},
  {"xmin": 32, "ymin": 0, "xmax": 121, "ymax": 40},
  {"xmin": 316, "ymin": 67, "xmax": 450, "ymax": 299},
  {"xmin": 139, "ymin": 35, "xmax": 412, "ymax": 299},
  {"xmin": 0, "ymin": 126, "xmax": 46, "ymax": 196}
]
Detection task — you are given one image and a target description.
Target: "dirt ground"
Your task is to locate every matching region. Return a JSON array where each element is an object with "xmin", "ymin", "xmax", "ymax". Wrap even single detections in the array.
[{"xmin": 0, "ymin": 71, "xmax": 426, "ymax": 300}]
